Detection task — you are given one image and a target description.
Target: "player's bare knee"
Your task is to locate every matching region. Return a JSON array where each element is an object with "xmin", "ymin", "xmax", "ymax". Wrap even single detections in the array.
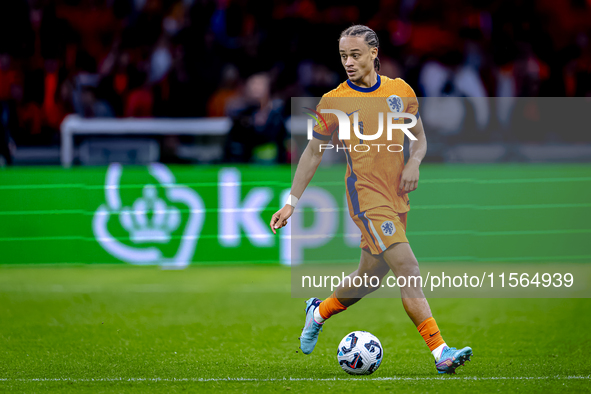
[
  {"xmin": 358, "ymin": 266, "xmax": 388, "ymax": 291},
  {"xmin": 358, "ymin": 264, "xmax": 389, "ymax": 279},
  {"xmin": 388, "ymin": 259, "xmax": 419, "ymax": 279}
]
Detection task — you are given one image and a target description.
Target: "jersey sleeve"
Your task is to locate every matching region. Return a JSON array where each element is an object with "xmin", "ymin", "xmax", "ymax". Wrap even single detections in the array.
[
  {"xmin": 311, "ymin": 96, "xmax": 339, "ymax": 141},
  {"xmin": 399, "ymin": 79, "xmax": 420, "ymax": 119}
]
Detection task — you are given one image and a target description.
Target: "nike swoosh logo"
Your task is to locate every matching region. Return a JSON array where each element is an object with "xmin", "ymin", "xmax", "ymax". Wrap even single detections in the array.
[
  {"xmin": 429, "ymin": 331, "xmax": 440, "ymax": 337},
  {"xmin": 346, "ymin": 110, "xmax": 360, "ymax": 116}
]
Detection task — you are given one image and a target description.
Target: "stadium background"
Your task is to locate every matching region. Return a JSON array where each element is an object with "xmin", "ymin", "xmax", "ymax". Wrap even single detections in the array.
[{"xmin": 1, "ymin": 0, "xmax": 590, "ymax": 392}]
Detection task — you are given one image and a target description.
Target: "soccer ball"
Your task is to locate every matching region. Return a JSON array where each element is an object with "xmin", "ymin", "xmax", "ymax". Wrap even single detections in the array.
[{"xmin": 337, "ymin": 331, "xmax": 383, "ymax": 375}]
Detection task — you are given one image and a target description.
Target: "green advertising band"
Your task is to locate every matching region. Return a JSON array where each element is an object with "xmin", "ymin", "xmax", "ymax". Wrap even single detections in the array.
[{"xmin": 0, "ymin": 164, "xmax": 590, "ymax": 266}]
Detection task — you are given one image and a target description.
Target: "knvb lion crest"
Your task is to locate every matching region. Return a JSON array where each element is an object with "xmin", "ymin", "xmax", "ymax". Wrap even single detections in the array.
[
  {"xmin": 387, "ymin": 95, "xmax": 403, "ymax": 112},
  {"xmin": 381, "ymin": 221, "xmax": 396, "ymax": 237}
]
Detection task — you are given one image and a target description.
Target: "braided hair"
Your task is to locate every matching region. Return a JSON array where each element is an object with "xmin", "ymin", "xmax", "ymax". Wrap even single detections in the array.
[{"xmin": 339, "ymin": 25, "xmax": 381, "ymax": 71}]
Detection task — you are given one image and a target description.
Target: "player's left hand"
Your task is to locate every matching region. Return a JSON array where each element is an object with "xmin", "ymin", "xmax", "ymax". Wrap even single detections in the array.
[
  {"xmin": 399, "ymin": 160, "xmax": 420, "ymax": 195},
  {"xmin": 270, "ymin": 204, "xmax": 293, "ymax": 234}
]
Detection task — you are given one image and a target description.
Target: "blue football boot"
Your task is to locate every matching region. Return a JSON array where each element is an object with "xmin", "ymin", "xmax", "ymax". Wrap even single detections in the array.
[
  {"xmin": 436, "ymin": 346, "xmax": 473, "ymax": 374},
  {"xmin": 299, "ymin": 297, "xmax": 323, "ymax": 354}
]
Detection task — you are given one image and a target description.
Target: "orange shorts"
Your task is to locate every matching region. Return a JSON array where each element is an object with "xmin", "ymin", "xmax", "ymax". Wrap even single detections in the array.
[{"xmin": 353, "ymin": 208, "xmax": 408, "ymax": 255}]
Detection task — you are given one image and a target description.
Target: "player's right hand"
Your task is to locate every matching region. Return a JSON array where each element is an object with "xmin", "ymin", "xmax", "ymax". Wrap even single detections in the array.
[{"xmin": 270, "ymin": 205, "xmax": 294, "ymax": 234}]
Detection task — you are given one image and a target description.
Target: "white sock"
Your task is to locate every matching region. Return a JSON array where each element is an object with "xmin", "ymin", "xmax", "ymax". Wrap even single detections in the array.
[
  {"xmin": 432, "ymin": 343, "xmax": 447, "ymax": 361},
  {"xmin": 313, "ymin": 307, "xmax": 325, "ymax": 324}
]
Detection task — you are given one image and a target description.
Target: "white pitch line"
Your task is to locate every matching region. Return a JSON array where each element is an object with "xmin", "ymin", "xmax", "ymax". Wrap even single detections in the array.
[{"xmin": 0, "ymin": 376, "xmax": 589, "ymax": 383}]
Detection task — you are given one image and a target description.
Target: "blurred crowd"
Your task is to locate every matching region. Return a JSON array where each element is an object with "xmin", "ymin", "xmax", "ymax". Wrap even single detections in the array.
[{"xmin": 1, "ymin": 0, "xmax": 591, "ymax": 164}]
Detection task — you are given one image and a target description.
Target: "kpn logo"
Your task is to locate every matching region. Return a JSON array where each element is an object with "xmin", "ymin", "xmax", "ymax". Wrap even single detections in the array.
[
  {"xmin": 304, "ymin": 95, "xmax": 418, "ymax": 152},
  {"xmin": 92, "ymin": 163, "xmax": 205, "ymax": 268}
]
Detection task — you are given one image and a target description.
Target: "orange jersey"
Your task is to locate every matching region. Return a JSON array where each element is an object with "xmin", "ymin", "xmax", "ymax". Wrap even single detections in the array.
[{"xmin": 312, "ymin": 75, "xmax": 419, "ymax": 217}]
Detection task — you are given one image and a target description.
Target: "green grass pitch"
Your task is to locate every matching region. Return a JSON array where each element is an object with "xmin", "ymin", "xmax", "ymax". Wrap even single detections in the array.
[{"xmin": 1, "ymin": 265, "xmax": 590, "ymax": 393}]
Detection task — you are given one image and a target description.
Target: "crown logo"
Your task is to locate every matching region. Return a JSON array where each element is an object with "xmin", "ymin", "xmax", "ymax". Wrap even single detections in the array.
[{"xmin": 119, "ymin": 185, "xmax": 181, "ymax": 243}]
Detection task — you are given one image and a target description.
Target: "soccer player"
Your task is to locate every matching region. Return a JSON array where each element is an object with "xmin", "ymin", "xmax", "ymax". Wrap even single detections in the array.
[{"xmin": 270, "ymin": 25, "xmax": 472, "ymax": 374}]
